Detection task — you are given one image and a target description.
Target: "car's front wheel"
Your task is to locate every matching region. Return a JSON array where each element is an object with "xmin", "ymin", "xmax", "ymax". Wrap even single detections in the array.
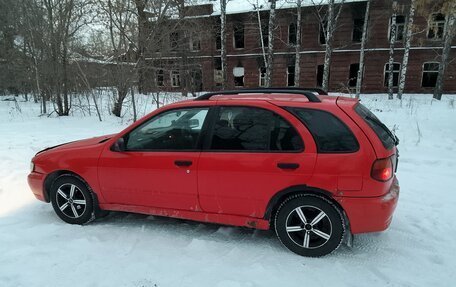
[
  {"xmin": 50, "ymin": 174, "xmax": 95, "ymax": 225},
  {"xmin": 274, "ymin": 194, "xmax": 345, "ymax": 257}
]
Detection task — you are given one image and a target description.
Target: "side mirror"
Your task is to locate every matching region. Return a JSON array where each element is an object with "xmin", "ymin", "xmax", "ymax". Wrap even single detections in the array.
[
  {"xmin": 111, "ymin": 137, "xmax": 126, "ymax": 152},
  {"xmin": 188, "ymin": 119, "xmax": 199, "ymax": 128}
]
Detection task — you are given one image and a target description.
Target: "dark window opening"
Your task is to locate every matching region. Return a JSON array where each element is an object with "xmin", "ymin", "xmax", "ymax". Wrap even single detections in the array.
[
  {"xmin": 233, "ymin": 23, "xmax": 245, "ymax": 49},
  {"xmin": 317, "ymin": 65, "xmax": 326, "ymax": 87},
  {"xmin": 390, "ymin": 15, "xmax": 405, "ymax": 41},
  {"xmin": 259, "ymin": 67, "xmax": 266, "ymax": 87},
  {"xmin": 319, "ymin": 19, "xmax": 328, "ymax": 44},
  {"xmin": 352, "ymin": 18, "xmax": 364, "ymax": 42},
  {"xmin": 156, "ymin": 69, "xmax": 164, "ymax": 87},
  {"xmin": 287, "ymin": 66, "xmax": 295, "ymax": 87},
  {"xmin": 214, "ymin": 58, "xmax": 223, "ymax": 87},
  {"xmin": 428, "ymin": 13, "xmax": 445, "ymax": 40},
  {"xmin": 289, "ymin": 23, "xmax": 297, "ymax": 45},
  {"xmin": 190, "ymin": 32, "xmax": 201, "ymax": 51},
  {"xmin": 288, "ymin": 108, "xmax": 359, "ymax": 153},
  {"xmin": 349, "ymin": 63, "xmax": 359, "ymax": 87},
  {"xmin": 422, "ymin": 62, "xmax": 439, "ymax": 87},
  {"xmin": 261, "ymin": 23, "xmax": 269, "ymax": 47},
  {"xmin": 209, "ymin": 106, "xmax": 304, "ymax": 152},
  {"xmin": 215, "ymin": 29, "xmax": 221, "ymax": 50},
  {"xmin": 384, "ymin": 63, "xmax": 401, "ymax": 87}
]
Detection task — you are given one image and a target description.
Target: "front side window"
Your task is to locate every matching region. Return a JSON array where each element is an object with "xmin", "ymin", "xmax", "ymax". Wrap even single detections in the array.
[
  {"xmin": 126, "ymin": 108, "xmax": 209, "ymax": 151},
  {"xmin": 288, "ymin": 108, "xmax": 359, "ymax": 153},
  {"xmin": 384, "ymin": 63, "xmax": 401, "ymax": 87},
  {"xmin": 209, "ymin": 106, "xmax": 303, "ymax": 152},
  {"xmin": 422, "ymin": 62, "xmax": 439, "ymax": 87}
]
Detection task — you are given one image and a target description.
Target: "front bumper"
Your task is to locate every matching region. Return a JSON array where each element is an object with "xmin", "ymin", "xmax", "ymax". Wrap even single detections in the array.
[
  {"xmin": 336, "ymin": 176, "xmax": 399, "ymax": 234},
  {"xmin": 27, "ymin": 172, "xmax": 47, "ymax": 202}
]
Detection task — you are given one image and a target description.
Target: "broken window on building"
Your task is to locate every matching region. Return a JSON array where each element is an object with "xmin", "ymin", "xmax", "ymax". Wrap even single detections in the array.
[
  {"xmin": 171, "ymin": 70, "xmax": 180, "ymax": 87},
  {"xmin": 261, "ymin": 23, "xmax": 269, "ymax": 47},
  {"xmin": 421, "ymin": 62, "xmax": 439, "ymax": 87},
  {"xmin": 156, "ymin": 69, "xmax": 164, "ymax": 87},
  {"xmin": 214, "ymin": 58, "xmax": 223, "ymax": 87},
  {"xmin": 289, "ymin": 23, "xmax": 297, "ymax": 45},
  {"xmin": 389, "ymin": 15, "xmax": 405, "ymax": 42},
  {"xmin": 287, "ymin": 66, "xmax": 295, "ymax": 87},
  {"xmin": 190, "ymin": 32, "xmax": 201, "ymax": 51},
  {"xmin": 316, "ymin": 65, "xmax": 325, "ymax": 87},
  {"xmin": 233, "ymin": 65, "xmax": 244, "ymax": 87},
  {"xmin": 349, "ymin": 63, "xmax": 359, "ymax": 87},
  {"xmin": 384, "ymin": 63, "xmax": 401, "ymax": 87},
  {"xmin": 259, "ymin": 67, "xmax": 266, "ymax": 87},
  {"xmin": 352, "ymin": 18, "xmax": 364, "ymax": 42},
  {"xmin": 319, "ymin": 19, "xmax": 328, "ymax": 45},
  {"xmin": 428, "ymin": 13, "xmax": 445, "ymax": 40}
]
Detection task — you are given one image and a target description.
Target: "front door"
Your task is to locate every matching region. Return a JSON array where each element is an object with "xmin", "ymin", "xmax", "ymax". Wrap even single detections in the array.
[{"xmin": 98, "ymin": 107, "xmax": 209, "ymax": 210}]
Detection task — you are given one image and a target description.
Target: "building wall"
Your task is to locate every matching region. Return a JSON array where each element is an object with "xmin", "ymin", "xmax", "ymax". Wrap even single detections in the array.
[{"xmin": 142, "ymin": 0, "xmax": 456, "ymax": 94}]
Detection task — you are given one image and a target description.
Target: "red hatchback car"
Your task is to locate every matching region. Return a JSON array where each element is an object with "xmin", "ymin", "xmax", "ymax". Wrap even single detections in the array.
[{"xmin": 28, "ymin": 88, "xmax": 399, "ymax": 257}]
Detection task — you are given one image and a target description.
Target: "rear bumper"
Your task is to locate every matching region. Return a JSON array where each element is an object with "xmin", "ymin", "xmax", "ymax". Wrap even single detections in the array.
[
  {"xmin": 336, "ymin": 176, "xmax": 399, "ymax": 234},
  {"xmin": 27, "ymin": 172, "xmax": 47, "ymax": 202}
]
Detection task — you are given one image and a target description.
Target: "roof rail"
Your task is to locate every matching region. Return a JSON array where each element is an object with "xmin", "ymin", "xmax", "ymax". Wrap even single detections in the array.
[{"xmin": 195, "ymin": 88, "xmax": 324, "ymax": 102}]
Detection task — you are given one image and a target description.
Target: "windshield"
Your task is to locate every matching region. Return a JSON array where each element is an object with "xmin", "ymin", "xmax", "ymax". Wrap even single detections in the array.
[{"xmin": 355, "ymin": 103, "xmax": 398, "ymax": 150}]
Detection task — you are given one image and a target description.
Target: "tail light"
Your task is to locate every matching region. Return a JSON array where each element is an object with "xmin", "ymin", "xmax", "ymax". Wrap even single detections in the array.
[{"xmin": 371, "ymin": 157, "xmax": 393, "ymax": 181}]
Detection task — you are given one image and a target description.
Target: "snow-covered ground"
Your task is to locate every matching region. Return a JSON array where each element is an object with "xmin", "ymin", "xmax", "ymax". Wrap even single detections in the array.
[{"xmin": 0, "ymin": 93, "xmax": 455, "ymax": 287}]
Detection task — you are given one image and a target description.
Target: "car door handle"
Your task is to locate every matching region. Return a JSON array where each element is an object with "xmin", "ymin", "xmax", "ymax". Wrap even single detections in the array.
[
  {"xmin": 277, "ymin": 163, "xmax": 300, "ymax": 170},
  {"xmin": 175, "ymin": 160, "xmax": 193, "ymax": 167}
]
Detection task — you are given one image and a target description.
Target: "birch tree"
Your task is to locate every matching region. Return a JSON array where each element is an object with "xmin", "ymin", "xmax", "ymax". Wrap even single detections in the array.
[
  {"xmin": 355, "ymin": 0, "xmax": 370, "ymax": 98},
  {"xmin": 294, "ymin": 0, "xmax": 302, "ymax": 87},
  {"xmin": 433, "ymin": 1, "xmax": 456, "ymax": 100},
  {"xmin": 220, "ymin": 0, "xmax": 227, "ymax": 89},
  {"xmin": 312, "ymin": 0, "xmax": 345, "ymax": 91},
  {"xmin": 387, "ymin": 2, "xmax": 398, "ymax": 100},
  {"xmin": 397, "ymin": 0, "xmax": 416, "ymax": 100},
  {"xmin": 265, "ymin": 0, "xmax": 277, "ymax": 87}
]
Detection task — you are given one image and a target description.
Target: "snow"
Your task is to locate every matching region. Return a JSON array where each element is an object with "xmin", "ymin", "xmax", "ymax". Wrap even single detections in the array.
[{"xmin": 1, "ymin": 93, "xmax": 456, "ymax": 286}]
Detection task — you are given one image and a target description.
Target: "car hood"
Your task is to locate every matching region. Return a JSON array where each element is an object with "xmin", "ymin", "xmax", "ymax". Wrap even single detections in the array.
[{"xmin": 37, "ymin": 134, "xmax": 115, "ymax": 155}]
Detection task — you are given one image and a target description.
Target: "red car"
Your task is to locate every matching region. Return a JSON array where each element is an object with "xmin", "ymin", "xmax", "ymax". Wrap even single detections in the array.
[{"xmin": 28, "ymin": 88, "xmax": 399, "ymax": 257}]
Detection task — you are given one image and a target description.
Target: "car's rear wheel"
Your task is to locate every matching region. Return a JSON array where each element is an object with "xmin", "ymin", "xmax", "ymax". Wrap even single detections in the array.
[
  {"xmin": 274, "ymin": 194, "xmax": 345, "ymax": 257},
  {"xmin": 50, "ymin": 175, "xmax": 95, "ymax": 225}
]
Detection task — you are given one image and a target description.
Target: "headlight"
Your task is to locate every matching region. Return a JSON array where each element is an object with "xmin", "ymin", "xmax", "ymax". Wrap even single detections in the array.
[{"xmin": 30, "ymin": 161, "xmax": 35, "ymax": 172}]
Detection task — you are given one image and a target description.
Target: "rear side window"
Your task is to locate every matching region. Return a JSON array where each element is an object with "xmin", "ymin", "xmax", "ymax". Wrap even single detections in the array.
[
  {"xmin": 287, "ymin": 108, "xmax": 359, "ymax": 153},
  {"xmin": 354, "ymin": 103, "xmax": 396, "ymax": 149},
  {"xmin": 209, "ymin": 106, "xmax": 303, "ymax": 152}
]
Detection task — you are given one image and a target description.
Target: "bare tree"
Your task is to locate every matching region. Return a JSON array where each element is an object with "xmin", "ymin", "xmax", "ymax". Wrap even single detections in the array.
[
  {"xmin": 397, "ymin": 0, "xmax": 416, "ymax": 100},
  {"xmin": 265, "ymin": 0, "xmax": 277, "ymax": 87},
  {"xmin": 294, "ymin": 0, "xmax": 302, "ymax": 87},
  {"xmin": 220, "ymin": 0, "xmax": 228, "ymax": 89},
  {"xmin": 355, "ymin": 0, "xmax": 371, "ymax": 98},
  {"xmin": 433, "ymin": 1, "xmax": 455, "ymax": 100},
  {"xmin": 312, "ymin": 0, "xmax": 345, "ymax": 91},
  {"xmin": 387, "ymin": 1, "xmax": 398, "ymax": 100}
]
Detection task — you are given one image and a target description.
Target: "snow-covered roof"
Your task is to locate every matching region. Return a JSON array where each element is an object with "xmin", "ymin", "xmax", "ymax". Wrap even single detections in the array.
[{"xmin": 195, "ymin": 0, "xmax": 367, "ymax": 16}]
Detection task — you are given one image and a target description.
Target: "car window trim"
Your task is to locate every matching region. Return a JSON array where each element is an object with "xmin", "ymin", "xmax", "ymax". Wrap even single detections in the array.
[{"xmin": 202, "ymin": 105, "xmax": 305, "ymax": 153}]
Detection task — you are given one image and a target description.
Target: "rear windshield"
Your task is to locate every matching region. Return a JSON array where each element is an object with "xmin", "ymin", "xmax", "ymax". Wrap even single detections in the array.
[{"xmin": 354, "ymin": 103, "xmax": 397, "ymax": 150}]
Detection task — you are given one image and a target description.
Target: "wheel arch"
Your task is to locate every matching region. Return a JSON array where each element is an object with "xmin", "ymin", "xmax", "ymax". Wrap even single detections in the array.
[{"xmin": 264, "ymin": 185, "xmax": 349, "ymax": 228}]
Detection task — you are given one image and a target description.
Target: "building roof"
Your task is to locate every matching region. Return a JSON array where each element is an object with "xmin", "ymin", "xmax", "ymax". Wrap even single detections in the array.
[{"xmin": 197, "ymin": 0, "xmax": 367, "ymax": 16}]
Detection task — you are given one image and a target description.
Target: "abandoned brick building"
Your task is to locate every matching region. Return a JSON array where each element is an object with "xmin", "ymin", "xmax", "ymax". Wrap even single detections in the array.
[{"xmin": 139, "ymin": 0, "xmax": 456, "ymax": 94}]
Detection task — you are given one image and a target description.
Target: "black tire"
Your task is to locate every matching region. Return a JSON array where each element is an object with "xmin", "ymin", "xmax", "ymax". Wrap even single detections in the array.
[
  {"xmin": 274, "ymin": 194, "xmax": 345, "ymax": 257},
  {"xmin": 50, "ymin": 174, "xmax": 95, "ymax": 225}
]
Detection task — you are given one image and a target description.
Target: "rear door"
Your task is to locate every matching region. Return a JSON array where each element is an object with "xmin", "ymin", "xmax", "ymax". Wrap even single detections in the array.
[{"xmin": 197, "ymin": 102, "xmax": 317, "ymax": 218}]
